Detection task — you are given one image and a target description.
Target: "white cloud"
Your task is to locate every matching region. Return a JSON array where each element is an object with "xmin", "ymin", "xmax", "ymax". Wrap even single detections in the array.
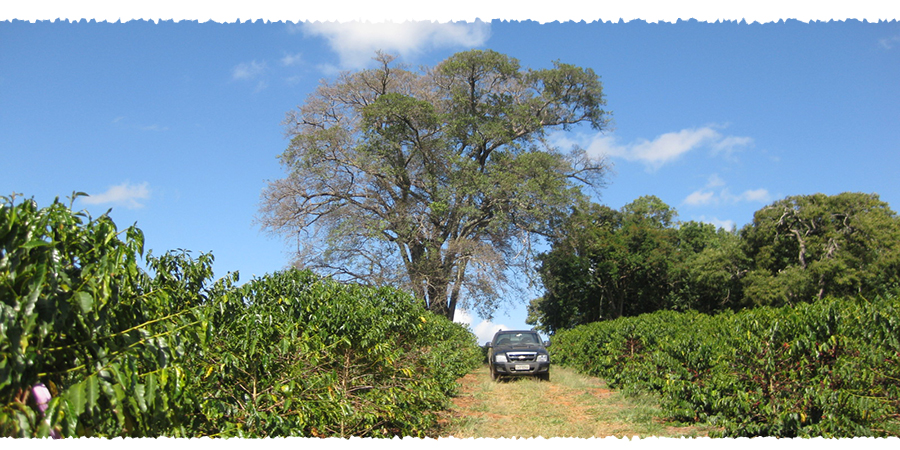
[
  {"xmin": 682, "ymin": 175, "xmax": 770, "ymax": 208},
  {"xmin": 737, "ymin": 188, "xmax": 771, "ymax": 203},
  {"xmin": 706, "ymin": 173, "xmax": 726, "ymax": 188},
  {"xmin": 576, "ymin": 126, "xmax": 753, "ymax": 171},
  {"xmin": 697, "ymin": 216, "xmax": 736, "ymax": 231},
  {"xmin": 453, "ymin": 308, "xmax": 474, "ymax": 326},
  {"xmin": 280, "ymin": 52, "xmax": 303, "ymax": 66},
  {"xmin": 683, "ymin": 174, "xmax": 731, "ymax": 206},
  {"xmin": 879, "ymin": 35, "xmax": 900, "ymax": 50},
  {"xmin": 313, "ymin": 63, "xmax": 342, "ymax": 77},
  {"xmin": 232, "ymin": 60, "xmax": 267, "ymax": 80},
  {"xmin": 455, "ymin": 309, "xmax": 507, "ymax": 345},
  {"xmin": 299, "ymin": 21, "xmax": 491, "ymax": 69},
  {"xmin": 711, "ymin": 135, "xmax": 754, "ymax": 154},
  {"xmin": 684, "ymin": 190, "xmax": 716, "ymax": 206},
  {"xmin": 81, "ymin": 182, "xmax": 151, "ymax": 209},
  {"xmin": 629, "ymin": 127, "xmax": 720, "ymax": 167},
  {"xmin": 472, "ymin": 320, "xmax": 508, "ymax": 345}
]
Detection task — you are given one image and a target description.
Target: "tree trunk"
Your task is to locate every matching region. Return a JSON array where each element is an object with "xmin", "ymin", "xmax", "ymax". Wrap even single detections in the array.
[
  {"xmin": 426, "ymin": 280, "xmax": 451, "ymax": 319},
  {"xmin": 445, "ymin": 259, "xmax": 469, "ymax": 323}
]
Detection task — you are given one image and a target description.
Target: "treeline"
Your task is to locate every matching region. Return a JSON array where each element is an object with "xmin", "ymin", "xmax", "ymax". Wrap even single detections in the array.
[
  {"xmin": 551, "ymin": 296, "xmax": 900, "ymax": 437},
  {"xmin": 0, "ymin": 194, "xmax": 481, "ymax": 438},
  {"xmin": 537, "ymin": 191, "xmax": 900, "ymax": 437},
  {"xmin": 529, "ymin": 192, "xmax": 900, "ymax": 333}
]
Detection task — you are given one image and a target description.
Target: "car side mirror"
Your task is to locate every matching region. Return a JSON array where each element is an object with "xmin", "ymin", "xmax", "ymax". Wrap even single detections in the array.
[
  {"xmin": 486, "ymin": 342, "xmax": 493, "ymax": 348},
  {"xmin": 543, "ymin": 340, "xmax": 551, "ymax": 347}
]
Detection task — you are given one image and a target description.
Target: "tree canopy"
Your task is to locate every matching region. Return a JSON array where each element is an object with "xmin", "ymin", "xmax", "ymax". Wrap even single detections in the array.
[
  {"xmin": 259, "ymin": 50, "xmax": 611, "ymax": 320},
  {"xmin": 528, "ymin": 192, "xmax": 900, "ymax": 334},
  {"xmin": 741, "ymin": 192, "xmax": 900, "ymax": 306},
  {"xmin": 528, "ymin": 196, "xmax": 737, "ymax": 333}
]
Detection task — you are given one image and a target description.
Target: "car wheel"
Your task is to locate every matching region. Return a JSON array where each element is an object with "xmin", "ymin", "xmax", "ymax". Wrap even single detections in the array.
[
  {"xmin": 538, "ymin": 373, "xmax": 550, "ymax": 382},
  {"xmin": 490, "ymin": 366, "xmax": 499, "ymax": 381}
]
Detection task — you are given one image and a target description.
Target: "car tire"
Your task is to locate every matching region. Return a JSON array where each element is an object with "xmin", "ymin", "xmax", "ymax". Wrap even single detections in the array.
[
  {"xmin": 538, "ymin": 373, "xmax": 550, "ymax": 382},
  {"xmin": 490, "ymin": 366, "xmax": 499, "ymax": 381}
]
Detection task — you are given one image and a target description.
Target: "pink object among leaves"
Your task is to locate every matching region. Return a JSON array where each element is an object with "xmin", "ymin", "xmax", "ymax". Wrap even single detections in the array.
[
  {"xmin": 31, "ymin": 383, "xmax": 61, "ymax": 438},
  {"xmin": 31, "ymin": 383, "xmax": 52, "ymax": 413}
]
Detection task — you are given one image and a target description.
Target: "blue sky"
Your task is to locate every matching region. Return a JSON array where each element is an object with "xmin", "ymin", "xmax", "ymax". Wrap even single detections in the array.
[{"xmin": 2, "ymin": 13, "xmax": 899, "ymax": 343}]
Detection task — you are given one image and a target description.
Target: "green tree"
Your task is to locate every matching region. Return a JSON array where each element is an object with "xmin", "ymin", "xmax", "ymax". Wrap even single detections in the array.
[
  {"xmin": 529, "ymin": 196, "xmax": 679, "ymax": 333},
  {"xmin": 530, "ymin": 197, "xmax": 755, "ymax": 333},
  {"xmin": 609, "ymin": 196, "xmax": 678, "ymax": 317},
  {"xmin": 527, "ymin": 204, "xmax": 617, "ymax": 332},
  {"xmin": 259, "ymin": 50, "xmax": 611, "ymax": 320},
  {"xmin": 668, "ymin": 221, "xmax": 749, "ymax": 313},
  {"xmin": 740, "ymin": 192, "xmax": 900, "ymax": 306}
]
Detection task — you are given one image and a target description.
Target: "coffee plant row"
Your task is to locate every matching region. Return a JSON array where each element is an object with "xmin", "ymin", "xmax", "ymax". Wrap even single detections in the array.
[
  {"xmin": 551, "ymin": 296, "xmax": 900, "ymax": 437},
  {"xmin": 1, "ymin": 194, "xmax": 481, "ymax": 437}
]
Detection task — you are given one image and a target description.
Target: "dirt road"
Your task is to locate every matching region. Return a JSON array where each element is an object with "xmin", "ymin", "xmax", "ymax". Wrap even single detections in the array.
[{"xmin": 437, "ymin": 365, "xmax": 716, "ymax": 438}]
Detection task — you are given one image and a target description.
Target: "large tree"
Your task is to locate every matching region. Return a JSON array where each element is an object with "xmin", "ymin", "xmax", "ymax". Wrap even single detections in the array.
[
  {"xmin": 740, "ymin": 192, "xmax": 900, "ymax": 306},
  {"xmin": 259, "ymin": 50, "xmax": 611, "ymax": 320},
  {"xmin": 528, "ymin": 196, "xmax": 681, "ymax": 333}
]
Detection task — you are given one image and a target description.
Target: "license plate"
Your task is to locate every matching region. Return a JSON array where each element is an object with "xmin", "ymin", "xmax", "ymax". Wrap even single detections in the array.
[{"xmin": 515, "ymin": 364, "xmax": 530, "ymax": 371}]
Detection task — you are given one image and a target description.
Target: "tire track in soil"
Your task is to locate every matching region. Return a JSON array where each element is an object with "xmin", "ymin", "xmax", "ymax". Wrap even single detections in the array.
[{"xmin": 437, "ymin": 365, "xmax": 713, "ymax": 438}]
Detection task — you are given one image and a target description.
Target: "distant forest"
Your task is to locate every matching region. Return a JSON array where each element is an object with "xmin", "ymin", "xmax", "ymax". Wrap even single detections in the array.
[{"xmin": 529, "ymin": 192, "xmax": 900, "ymax": 333}]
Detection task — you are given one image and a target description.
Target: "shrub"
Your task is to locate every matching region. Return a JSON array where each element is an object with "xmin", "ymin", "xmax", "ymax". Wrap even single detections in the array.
[
  {"xmin": 1, "ymin": 194, "xmax": 481, "ymax": 438},
  {"xmin": 552, "ymin": 297, "xmax": 900, "ymax": 437},
  {"xmin": 0, "ymin": 194, "xmax": 216, "ymax": 437},
  {"xmin": 193, "ymin": 269, "xmax": 481, "ymax": 437}
]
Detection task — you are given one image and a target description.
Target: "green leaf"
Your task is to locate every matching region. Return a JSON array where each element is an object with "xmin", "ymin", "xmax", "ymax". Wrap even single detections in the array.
[
  {"xmin": 145, "ymin": 373, "xmax": 157, "ymax": 409},
  {"xmin": 111, "ymin": 383, "xmax": 126, "ymax": 426},
  {"xmin": 74, "ymin": 291, "xmax": 93, "ymax": 313},
  {"xmin": 67, "ymin": 381, "xmax": 87, "ymax": 417},
  {"xmin": 135, "ymin": 384, "xmax": 148, "ymax": 413},
  {"xmin": 21, "ymin": 239, "xmax": 53, "ymax": 249},
  {"xmin": 86, "ymin": 375, "xmax": 99, "ymax": 412}
]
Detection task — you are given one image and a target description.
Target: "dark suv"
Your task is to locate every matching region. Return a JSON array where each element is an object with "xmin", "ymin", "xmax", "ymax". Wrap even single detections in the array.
[{"xmin": 486, "ymin": 330, "xmax": 551, "ymax": 381}]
